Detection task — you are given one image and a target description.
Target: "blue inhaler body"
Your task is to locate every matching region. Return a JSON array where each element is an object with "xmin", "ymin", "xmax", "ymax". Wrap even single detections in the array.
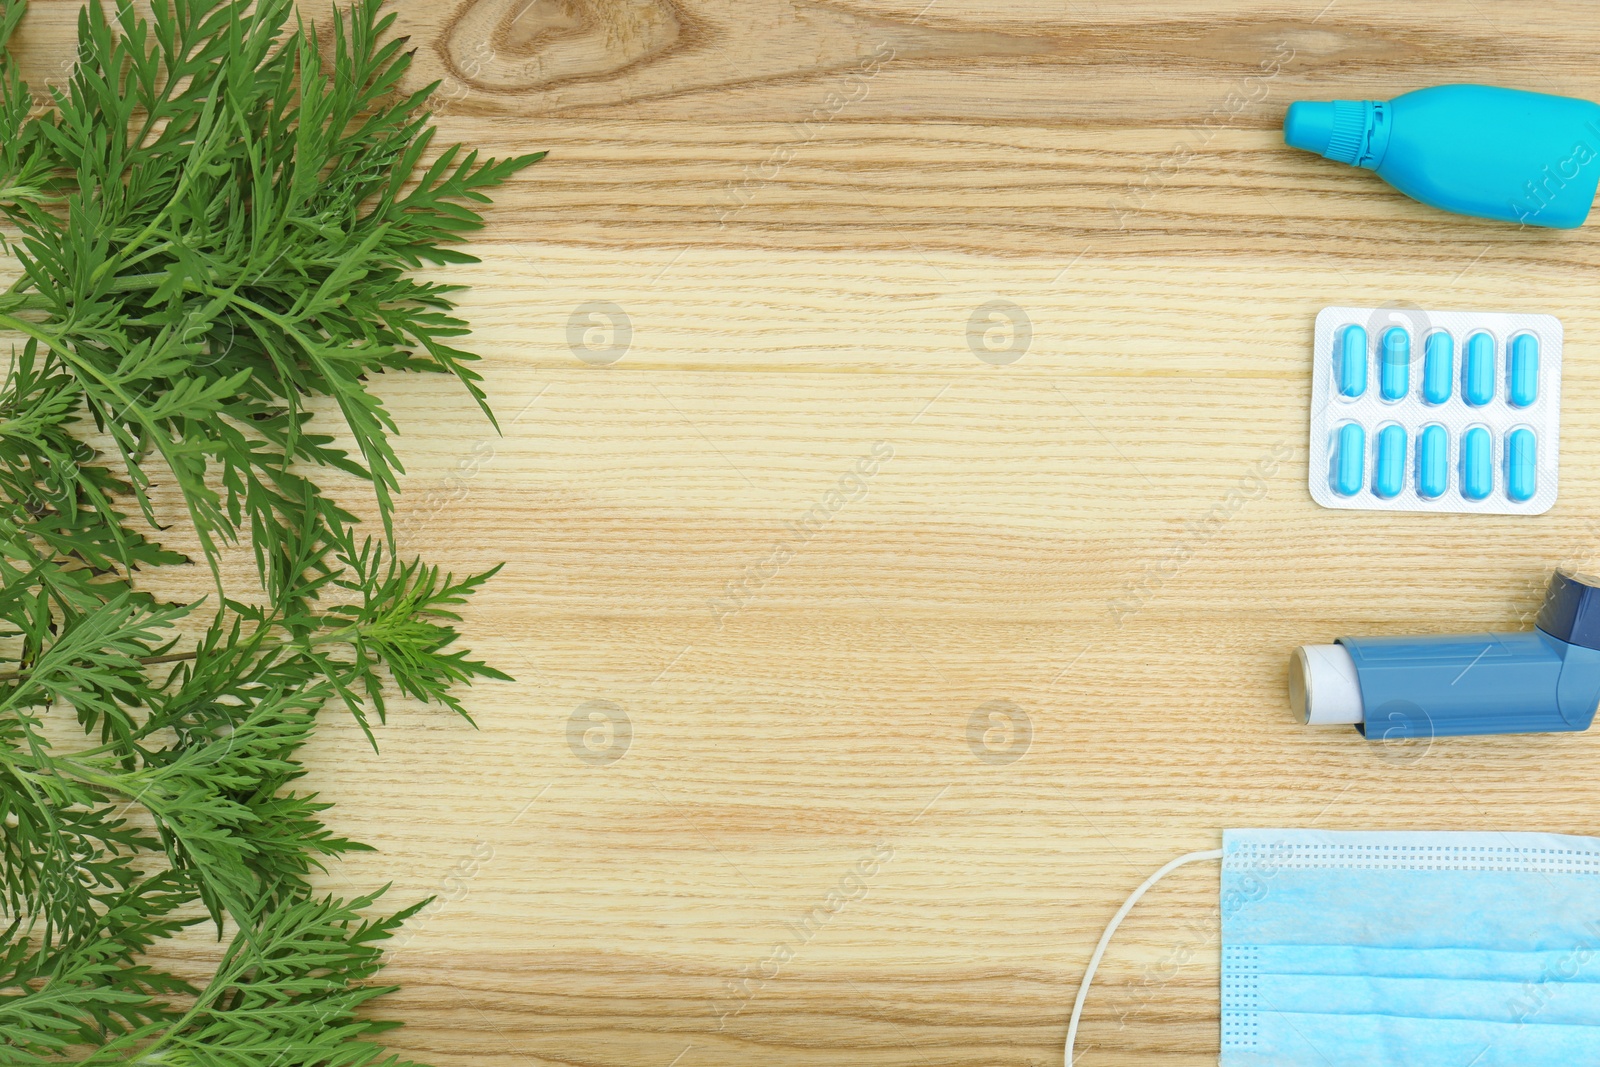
[{"xmin": 1291, "ymin": 570, "xmax": 1600, "ymax": 738}]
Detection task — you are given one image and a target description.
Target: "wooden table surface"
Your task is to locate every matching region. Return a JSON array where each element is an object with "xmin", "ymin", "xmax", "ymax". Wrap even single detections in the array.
[{"xmin": 19, "ymin": 1, "xmax": 1600, "ymax": 1064}]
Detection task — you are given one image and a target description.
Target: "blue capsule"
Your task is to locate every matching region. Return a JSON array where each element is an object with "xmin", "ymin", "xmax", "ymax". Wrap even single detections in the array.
[
  {"xmin": 1337, "ymin": 324, "xmax": 1367, "ymax": 398},
  {"xmin": 1509, "ymin": 333, "xmax": 1538, "ymax": 407},
  {"xmin": 1374, "ymin": 425, "xmax": 1406, "ymax": 498},
  {"xmin": 1380, "ymin": 328, "xmax": 1409, "ymax": 400},
  {"xmin": 1506, "ymin": 428, "xmax": 1536, "ymax": 502},
  {"xmin": 1464, "ymin": 332, "xmax": 1495, "ymax": 406},
  {"xmin": 1461, "ymin": 426, "xmax": 1492, "ymax": 500},
  {"xmin": 1417, "ymin": 424, "xmax": 1448, "ymax": 499},
  {"xmin": 1423, "ymin": 331, "xmax": 1453, "ymax": 404},
  {"xmin": 1333, "ymin": 422, "xmax": 1365, "ymax": 496}
]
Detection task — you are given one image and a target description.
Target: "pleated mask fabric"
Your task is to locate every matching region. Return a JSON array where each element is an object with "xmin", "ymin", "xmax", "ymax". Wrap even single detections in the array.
[{"xmin": 1222, "ymin": 828, "xmax": 1600, "ymax": 1067}]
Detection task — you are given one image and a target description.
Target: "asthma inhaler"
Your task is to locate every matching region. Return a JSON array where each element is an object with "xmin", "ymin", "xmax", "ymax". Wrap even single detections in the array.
[
  {"xmin": 1284, "ymin": 84, "xmax": 1600, "ymax": 228},
  {"xmin": 1292, "ymin": 570, "xmax": 1600, "ymax": 738}
]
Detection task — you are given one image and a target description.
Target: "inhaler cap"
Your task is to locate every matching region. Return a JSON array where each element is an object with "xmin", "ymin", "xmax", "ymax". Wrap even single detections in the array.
[
  {"xmin": 1290, "ymin": 644, "xmax": 1365, "ymax": 725},
  {"xmin": 1536, "ymin": 569, "xmax": 1600, "ymax": 651}
]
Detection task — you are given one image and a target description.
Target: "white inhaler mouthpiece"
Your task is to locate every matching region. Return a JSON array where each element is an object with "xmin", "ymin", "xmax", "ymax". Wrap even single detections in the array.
[{"xmin": 1289, "ymin": 644, "xmax": 1365, "ymax": 725}]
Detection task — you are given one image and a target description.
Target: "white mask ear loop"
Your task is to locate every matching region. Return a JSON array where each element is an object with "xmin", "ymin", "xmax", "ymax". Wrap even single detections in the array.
[{"xmin": 1065, "ymin": 848, "xmax": 1224, "ymax": 1066}]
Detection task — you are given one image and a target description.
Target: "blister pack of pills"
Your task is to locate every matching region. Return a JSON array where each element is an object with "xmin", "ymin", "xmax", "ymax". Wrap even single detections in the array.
[{"xmin": 1309, "ymin": 306, "xmax": 1562, "ymax": 515}]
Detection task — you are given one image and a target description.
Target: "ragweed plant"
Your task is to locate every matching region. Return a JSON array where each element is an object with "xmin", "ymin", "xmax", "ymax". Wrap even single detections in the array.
[{"xmin": 0, "ymin": 0, "xmax": 539, "ymax": 1061}]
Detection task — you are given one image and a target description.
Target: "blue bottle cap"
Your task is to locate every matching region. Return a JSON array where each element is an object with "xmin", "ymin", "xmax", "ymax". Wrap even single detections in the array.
[
  {"xmin": 1284, "ymin": 101, "xmax": 1338, "ymax": 155},
  {"xmin": 1536, "ymin": 569, "xmax": 1600, "ymax": 651},
  {"xmin": 1284, "ymin": 100, "xmax": 1388, "ymax": 169}
]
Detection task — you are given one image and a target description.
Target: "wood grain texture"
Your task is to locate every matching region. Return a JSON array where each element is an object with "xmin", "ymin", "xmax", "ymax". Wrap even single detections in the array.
[{"xmin": 15, "ymin": 1, "xmax": 1600, "ymax": 1064}]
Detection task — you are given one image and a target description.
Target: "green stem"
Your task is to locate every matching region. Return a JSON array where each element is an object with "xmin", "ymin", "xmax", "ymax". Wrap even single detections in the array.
[
  {"xmin": 125, "ymin": 932, "xmax": 260, "ymax": 1065},
  {"xmin": 0, "ymin": 312, "xmax": 62, "ymax": 351},
  {"xmin": 0, "ymin": 291, "xmax": 50, "ymax": 314},
  {"xmin": 0, "ymin": 625, "xmax": 358, "ymax": 690},
  {"xmin": 105, "ymin": 270, "xmax": 179, "ymax": 294},
  {"xmin": 0, "ymin": 650, "xmax": 198, "ymax": 686}
]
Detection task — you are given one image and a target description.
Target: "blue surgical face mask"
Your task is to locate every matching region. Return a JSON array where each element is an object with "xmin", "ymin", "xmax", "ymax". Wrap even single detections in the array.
[
  {"xmin": 1065, "ymin": 829, "xmax": 1600, "ymax": 1067},
  {"xmin": 1221, "ymin": 828, "xmax": 1600, "ymax": 1066}
]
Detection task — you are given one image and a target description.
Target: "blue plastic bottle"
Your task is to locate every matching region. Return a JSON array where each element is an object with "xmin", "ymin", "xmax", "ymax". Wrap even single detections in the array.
[{"xmin": 1283, "ymin": 85, "xmax": 1600, "ymax": 228}]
